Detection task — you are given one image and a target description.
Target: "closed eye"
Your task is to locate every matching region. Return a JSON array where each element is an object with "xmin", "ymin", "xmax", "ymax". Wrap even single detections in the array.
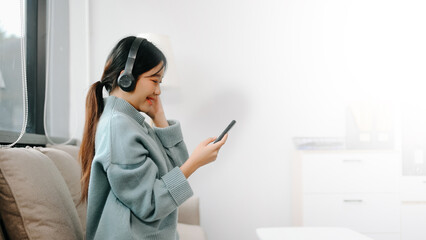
[{"xmin": 152, "ymin": 79, "xmax": 162, "ymax": 84}]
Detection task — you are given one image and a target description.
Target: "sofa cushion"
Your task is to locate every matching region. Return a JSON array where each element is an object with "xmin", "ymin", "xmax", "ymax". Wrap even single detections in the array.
[
  {"xmin": 0, "ymin": 147, "xmax": 83, "ymax": 240},
  {"xmin": 48, "ymin": 144, "xmax": 80, "ymax": 162},
  {"xmin": 35, "ymin": 147, "xmax": 86, "ymax": 234},
  {"xmin": 177, "ymin": 223, "xmax": 207, "ymax": 240}
]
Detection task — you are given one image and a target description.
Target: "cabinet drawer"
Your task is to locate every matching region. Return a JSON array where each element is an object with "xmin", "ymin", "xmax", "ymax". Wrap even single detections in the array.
[
  {"xmin": 302, "ymin": 193, "xmax": 400, "ymax": 233},
  {"xmin": 301, "ymin": 152, "xmax": 399, "ymax": 193},
  {"xmin": 401, "ymin": 176, "xmax": 426, "ymax": 201}
]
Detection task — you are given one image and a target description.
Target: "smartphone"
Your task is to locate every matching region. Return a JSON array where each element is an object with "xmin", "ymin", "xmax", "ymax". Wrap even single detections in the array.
[{"xmin": 214, "ymin": 120, "xmax": 236, "ymax": 143}]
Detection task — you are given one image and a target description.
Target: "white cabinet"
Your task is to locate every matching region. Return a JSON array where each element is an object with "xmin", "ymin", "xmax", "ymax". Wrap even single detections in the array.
[
  {"xmin": 294, "ymin": 151, "xmax": 401, "ymax": 237},
  {"xmin": 400, "ymin": 177, "xmax": 426, "ymax": 240},
  {"xmin": 401, "ymin": 202, "xmax": 426, "ymax": 240}
]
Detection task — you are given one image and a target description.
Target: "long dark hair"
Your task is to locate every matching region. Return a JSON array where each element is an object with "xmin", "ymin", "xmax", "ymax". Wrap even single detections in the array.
[{"xmin": 79, "ymin": 36, "xmax": 167, "ymax": 203}]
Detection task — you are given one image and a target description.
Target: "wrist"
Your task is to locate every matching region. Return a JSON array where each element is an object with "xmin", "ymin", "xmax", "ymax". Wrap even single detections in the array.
[
  {"xmin": 180, "ymin": 157, "xmax": 200, "ymax": 178},
  {"xmin": 152, "ymin": 112, "xmax": 168, "ymax": 128}
]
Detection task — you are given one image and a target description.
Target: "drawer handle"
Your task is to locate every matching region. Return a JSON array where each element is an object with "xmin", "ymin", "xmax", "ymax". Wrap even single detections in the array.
[{"xmin": 343, "ymin": 199, "xmax": 364, "ymax": 203}]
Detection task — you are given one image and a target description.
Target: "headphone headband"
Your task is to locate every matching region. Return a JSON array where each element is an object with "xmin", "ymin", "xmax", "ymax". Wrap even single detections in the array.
[
  {"xmin": 123, "ymin": 37, "xmax": 144, "ymax": 75},
  {"xmin": 118, "ymin": 37, "xmax": 146, "ymax": 92}
]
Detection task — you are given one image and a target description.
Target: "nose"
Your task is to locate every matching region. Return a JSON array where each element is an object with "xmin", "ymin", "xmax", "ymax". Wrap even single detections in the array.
[{"xmin": 154, "ymin": 84, "xmax": 161, "ymax": 95}]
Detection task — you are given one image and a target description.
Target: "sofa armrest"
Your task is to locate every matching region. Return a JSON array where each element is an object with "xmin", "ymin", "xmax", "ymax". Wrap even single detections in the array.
[
  {"xmin": 177, "ymin": 223, "xmax": 207, "ymax": 240},
  {"xmin": 178, "ymin": 196, "xmax": 200, "ymax": 225}
]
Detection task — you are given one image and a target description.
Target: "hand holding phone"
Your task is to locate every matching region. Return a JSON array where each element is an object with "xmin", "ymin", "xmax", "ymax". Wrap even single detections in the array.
[
  {"xmin": 214, "ymin": 120, "xmax": 236, "ymax": 143},
  {"xmin": 182, "ymin": 120, "xmax": 236, "ymax": 178}
]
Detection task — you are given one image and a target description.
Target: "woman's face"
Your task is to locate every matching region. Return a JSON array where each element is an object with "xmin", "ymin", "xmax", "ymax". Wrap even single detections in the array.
[{"xmin": 127, "ymin": 61, "xmax": 164, "ymax": 113}]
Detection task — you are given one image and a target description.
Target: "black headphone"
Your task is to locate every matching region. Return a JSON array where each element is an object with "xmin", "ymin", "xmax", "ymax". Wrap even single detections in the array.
[{"xmin": 117, "ymin": 37, "xmax": 146, "ymax": 92}]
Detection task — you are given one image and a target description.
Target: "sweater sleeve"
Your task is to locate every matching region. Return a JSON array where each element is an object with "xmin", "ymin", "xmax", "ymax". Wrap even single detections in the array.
[
  {"xmin": 153, "ymin": 120, "xmax": 190, "ymax": 167},
  {"xmin": 107, "ymin": 114, "xmax": 193, "ymax": 223}
]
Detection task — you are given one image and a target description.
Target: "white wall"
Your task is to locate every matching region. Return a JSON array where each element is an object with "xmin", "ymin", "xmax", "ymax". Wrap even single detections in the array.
[
  {"xmin": 46, "ymin": 0, "xmax": 70, "ymax": 139},
  {"xmin": 69, "ymin": 0, "xmax": 90, "ymax": 141},
  {"xmin": 85, "ymin": 0, "xmax": 426, "ymax": 239}
]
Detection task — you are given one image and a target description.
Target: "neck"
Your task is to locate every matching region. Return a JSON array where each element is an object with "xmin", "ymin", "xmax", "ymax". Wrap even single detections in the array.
[{"xmin": 110, "ymin": 89, "xmax": 139, "ymax": 111}]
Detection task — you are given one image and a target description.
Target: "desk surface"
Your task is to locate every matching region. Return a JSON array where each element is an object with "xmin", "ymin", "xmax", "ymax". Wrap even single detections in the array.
[{"xmin": 256, "ymin": 227, "xmax": 373, "ymax": 240}]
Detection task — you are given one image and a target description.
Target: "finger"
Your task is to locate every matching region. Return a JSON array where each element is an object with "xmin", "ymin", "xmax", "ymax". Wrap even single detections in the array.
[
  {"xmin": 215, "ymin": 134, "xmax": 228, "ymax": 148},
  {"xmin": 202, "ymin": 137, "xmax": 217, "ymax": 145}
]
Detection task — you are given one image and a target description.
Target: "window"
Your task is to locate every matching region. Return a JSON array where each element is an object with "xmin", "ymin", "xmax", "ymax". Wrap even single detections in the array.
[{"xmin": 0, "ymin": 0, "xmax": 73, "ymax": 146}]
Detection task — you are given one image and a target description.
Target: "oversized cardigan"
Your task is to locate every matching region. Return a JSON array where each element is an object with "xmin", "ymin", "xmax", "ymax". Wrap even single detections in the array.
[{"xmin": 86, "ymin": 96, "xmax": 193, "ymax": 240}]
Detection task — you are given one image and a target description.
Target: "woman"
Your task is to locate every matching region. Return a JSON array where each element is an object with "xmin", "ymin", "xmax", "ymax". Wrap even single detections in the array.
[{"xmin": 79, "ymin": 36, "xmax": 228, "ymax": 240}]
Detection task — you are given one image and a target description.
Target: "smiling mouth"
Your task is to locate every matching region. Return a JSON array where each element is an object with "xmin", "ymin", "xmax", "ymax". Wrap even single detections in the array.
[{"xmin": 146, "ymin": 97, "xmax": 154, "ymax": 105}]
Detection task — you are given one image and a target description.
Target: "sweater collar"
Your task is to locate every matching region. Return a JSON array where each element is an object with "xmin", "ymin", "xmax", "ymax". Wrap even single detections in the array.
[{"xmin": 105, "ymin": 96, "xmax": 146, "ymax": 126}]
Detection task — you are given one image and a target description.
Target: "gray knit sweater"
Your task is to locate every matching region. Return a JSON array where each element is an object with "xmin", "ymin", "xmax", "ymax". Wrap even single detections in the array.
[{"xmin": 86, "ymin": 96, "xmax": 193, "ymax": 240}]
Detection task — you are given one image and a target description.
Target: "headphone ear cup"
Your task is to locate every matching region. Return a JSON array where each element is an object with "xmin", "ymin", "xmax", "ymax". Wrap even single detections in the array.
[{"xmin": 118, "ymin": 73, "xmax": 136, "ymax": 92}]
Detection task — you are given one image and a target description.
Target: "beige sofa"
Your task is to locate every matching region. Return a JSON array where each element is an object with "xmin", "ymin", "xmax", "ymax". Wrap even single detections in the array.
[{"xmin": 0, "ymin": 145, "xmax": 207, "ymax": 240}]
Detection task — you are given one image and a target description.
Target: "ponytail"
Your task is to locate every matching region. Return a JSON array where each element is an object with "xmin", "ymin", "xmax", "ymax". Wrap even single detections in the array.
[{"xmin": 79, "ymin": 81, "xmax": 104, "ymax": 203}]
